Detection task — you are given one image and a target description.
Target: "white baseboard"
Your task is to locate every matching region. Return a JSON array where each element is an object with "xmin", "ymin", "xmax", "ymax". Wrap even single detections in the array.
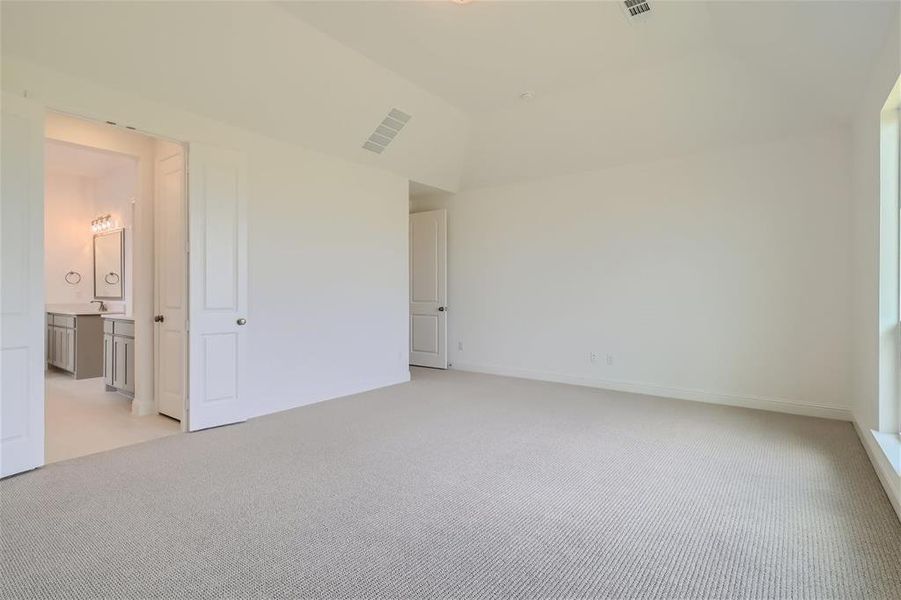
[
  {"xmin": 451, "ymin": 362, "xmax": 853, "ymax": 421},
  {"xmin": 130, "ymin": 396, "xmax": 154, "ymax": 417},
  {"xmin": 853, "ymin": 421, "xmax": 901, "ymax": 522},
  {"xmin": 249, "ymin": 370, "xmax": 411, "ymax": 419}
]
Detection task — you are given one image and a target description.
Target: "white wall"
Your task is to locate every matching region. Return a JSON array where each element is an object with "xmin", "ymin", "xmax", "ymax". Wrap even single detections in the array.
[
  {"xmin": 850, "ymin": 23, "xmax": 901, "ymax": 432},
  {"xmin": 44, "ymin": 171, "xmax": 94, "ymax": 304},
  {"xmin": 247, "ymin": 150, "xmax": 409, "ymax": 416},
  {"xmin": 44, "ymin": 157, "xmax": 137, "ymax": 311},
  {"xmin": 93, "ymin": 162, "xmax": 137, "ymax": 313},
  {"xmin": 848, "ymin": 18, "xmax": 900, "ymax": 519},
  {"xmin": 5, "ymin": 58, "xmax": 410, "ymax": 419},
  {"xmin": 414, "ymin": 127, "xmax": 853, "ymax": 419}
]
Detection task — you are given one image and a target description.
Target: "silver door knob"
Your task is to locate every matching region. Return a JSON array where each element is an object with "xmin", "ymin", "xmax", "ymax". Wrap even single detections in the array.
[
  {"xmin": 437, "ymin": 306, "xmax": 446, "ymax": 312},
  {"xmin": 236, "ymin": 318, "xmax": 247, "ymax": 326}
]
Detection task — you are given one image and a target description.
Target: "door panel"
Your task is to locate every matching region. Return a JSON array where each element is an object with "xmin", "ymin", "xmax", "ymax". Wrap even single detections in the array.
[
  {"xmin": 1, "ymin": 93, "xmax": 44, "ymax": 478},
  {"xmin": 154, "ymin": 147, "xmax": 187, "ymax": 420},
  {"xmin": 65, "ymin": 328, "xmax": 75, "ymax": 373},
  {"xmin": 123, "ymin": 337, "xmax": 135, "ymax": 393},
  {"xmin": 409, "ymin": 209, "xmax": 447, "ymax": 368},
  {"xmin": 187, "ymin": 144, "xmax": 248, "ymax": 431},
  {"xmin": 103, "ymin": 334, "xmax": 114, "ymax": 386},
  {"xmin": 113, "ymin": 337, "xmax": 126, "ymax": 389},
  {"xmin": 50, "ymin": 327, "xmax": 58, "ymax": 367}
]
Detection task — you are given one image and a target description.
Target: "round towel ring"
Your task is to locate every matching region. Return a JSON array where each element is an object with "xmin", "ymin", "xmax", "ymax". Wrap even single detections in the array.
[
  {"xmin": 65, "ymin": 271, "xmax": 81, "ymax": 285},
  {"xmin": 104, "ymin": 272, "xmax": 120, "ymax": 285}
]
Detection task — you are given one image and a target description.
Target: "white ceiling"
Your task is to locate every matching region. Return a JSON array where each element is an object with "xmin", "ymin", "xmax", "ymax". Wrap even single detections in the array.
[
  {"xmin": 4, "ymin": 1, "xmax": 898, "ymax": 192},
  {"xmin": 2, "ymin": 1, "xmax": 469, "ymax": 192},
  {"xmin": 282, "ymin": 1, "xmax": 896, "ymax": 117},
  {"xmin": 45, "ymin": 140, "xmax": 136, "ymax": 179},
  {"xmin": 284, "ymin": 0, "xmax": 899, "ymax": 187}
]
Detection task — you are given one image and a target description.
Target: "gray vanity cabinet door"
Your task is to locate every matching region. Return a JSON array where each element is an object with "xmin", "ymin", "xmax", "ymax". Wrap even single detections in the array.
[
  {"xmin": 122, "ymin": 336, "xmax": 135, "ymax": 393},
  {"xmin": 47, "ymin": 323, "xmax": 54, "ymax": 365},
  {"xmin": 65, "ymin": 328, "xmax": 75, "ymax": 373},
  {"xmin": 103, "ymin": 333, "xmax": 114, "ymax": 386},
  {"xmin": 54, "ymin": 327, "xmax": 64, "ymax": 368},
  {"xmin": 113, "ymin": 336, "xmax": 126, "ymax": 389},
  {"xmin": 50, "ymin": 326, "xmax": 58, "ymax": 367}
]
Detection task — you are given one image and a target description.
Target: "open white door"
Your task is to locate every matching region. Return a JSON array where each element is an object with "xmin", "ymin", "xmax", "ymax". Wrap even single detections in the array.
[
  {"xmin": 1, "ymin": 93, "xmax": 45, "ymax": 477},
  {"xmin": 186, "ymin": 143, "xmax": 248, "ymax": 431},
  {"xmin": 154, "ymin": 143, "xmax": 187, "ymax": 421},
  {"xmin": 409, "ymin": 209, "xmax": 447, "ymax": 369}
]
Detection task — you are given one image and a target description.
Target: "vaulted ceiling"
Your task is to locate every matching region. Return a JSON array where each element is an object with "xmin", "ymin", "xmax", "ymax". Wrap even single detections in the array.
[
  {"xmin": 3, "ymin": 1, "xmax": 898, "ymax": 192},
  {"xmin": 283, "ymin": 0, "xmax": 899, "ymax": 188},
  {"xmin": 1, "ymin": 1, "xmax": 469, "ymax": 191}
]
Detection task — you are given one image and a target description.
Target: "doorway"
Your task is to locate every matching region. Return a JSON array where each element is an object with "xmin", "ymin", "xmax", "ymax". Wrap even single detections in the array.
[
  {"xmin": 1, "ymin": 93, "xmax": 251, "ymax": 479},
  {"xmin": 42, "ymin": 113, "xmax": 186, "ymax": 463},
  {"xmin": 409, "ymin": 208, "xmax": 448, "ymax": 369}
]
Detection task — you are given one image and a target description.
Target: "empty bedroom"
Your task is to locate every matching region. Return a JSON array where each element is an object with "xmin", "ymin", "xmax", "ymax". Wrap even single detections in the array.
[{"xmin": 1, "ymin": 1, "xmax": 899, "ymax": 599}]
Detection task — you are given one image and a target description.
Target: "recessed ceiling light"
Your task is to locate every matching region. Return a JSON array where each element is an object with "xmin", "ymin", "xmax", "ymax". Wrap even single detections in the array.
[{"xmin": 519, "ymin": 91, "xmax": 536, "ymax": 101}]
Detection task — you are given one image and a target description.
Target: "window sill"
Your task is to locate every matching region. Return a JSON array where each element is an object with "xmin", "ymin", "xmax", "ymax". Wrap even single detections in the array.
[{"xmin": 872, "ymin": 430, "xmax": 901, "ymax": 476}]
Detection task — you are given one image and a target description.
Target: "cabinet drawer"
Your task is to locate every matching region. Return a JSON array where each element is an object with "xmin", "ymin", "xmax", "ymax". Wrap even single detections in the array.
[
  {"xmin": 103, "ymin": 320, "xmax": 114, "ymax": 334},
  {"xmin": 113, "ymin": 320, "xmax": 135, "ymax": 337},
  {"xmin": 52, "ymin": 314, "xmax": 75, "ymax": 328}
]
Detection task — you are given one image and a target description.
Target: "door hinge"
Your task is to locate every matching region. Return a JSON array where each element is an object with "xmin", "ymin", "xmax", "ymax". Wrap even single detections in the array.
[{"xmin": 185, "ymin": 320, "xmax": 190, "ymax": 332}]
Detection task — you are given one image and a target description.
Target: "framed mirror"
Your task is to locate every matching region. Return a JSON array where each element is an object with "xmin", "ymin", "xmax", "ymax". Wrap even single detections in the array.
[{"xmin": 93, "ymin": 229, "xmax": 124, "ymax": 299}]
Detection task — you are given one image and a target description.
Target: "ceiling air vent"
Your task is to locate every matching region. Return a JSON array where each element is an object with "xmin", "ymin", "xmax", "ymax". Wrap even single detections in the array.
[
  {"xmin": 623, "ymin": 0, "xmax": 651, "ymax": 19},
  {"xmin": 362, "ymin": 108, "xmax": 412, "ymax": 154}
]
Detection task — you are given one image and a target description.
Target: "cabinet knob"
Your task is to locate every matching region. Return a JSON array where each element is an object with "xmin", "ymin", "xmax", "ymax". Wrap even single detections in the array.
[{"xmin": 236, "ymin": 318, "xmax": 247, "ymax": 326}]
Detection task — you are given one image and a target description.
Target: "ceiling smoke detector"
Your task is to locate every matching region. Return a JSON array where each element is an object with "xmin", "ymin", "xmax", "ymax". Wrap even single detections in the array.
[
  {"xmin": 622, "ymin": 0, "xmax": 652, "ymax": 20},
  {"xmin": 362, "ymin": 108, "xmax": 412, "ymax": 154},
  {"xmin": 519, "ymin": 90, "xmax": 536, "ymax": 102}
]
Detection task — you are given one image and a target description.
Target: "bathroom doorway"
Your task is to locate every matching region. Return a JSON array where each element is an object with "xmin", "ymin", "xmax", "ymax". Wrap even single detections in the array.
[{"xmin": 43, "ymin": 112, "xmax": 187, "ymax": 464}]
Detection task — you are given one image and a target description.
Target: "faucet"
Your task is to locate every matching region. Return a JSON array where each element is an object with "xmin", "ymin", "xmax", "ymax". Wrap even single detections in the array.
[{"xmin": 90, "ymin": 300, "xmax": 107, "ymax": 313}]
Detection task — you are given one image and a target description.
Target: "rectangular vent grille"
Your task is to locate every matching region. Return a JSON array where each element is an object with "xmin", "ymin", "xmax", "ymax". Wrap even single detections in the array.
[
  {"xmin": 624, "ymin": 0, "xmax": 650, "ymax": 17},
  {"xmin": 363, "ymin": 108, "xmax": 411, "ymax": 154}
]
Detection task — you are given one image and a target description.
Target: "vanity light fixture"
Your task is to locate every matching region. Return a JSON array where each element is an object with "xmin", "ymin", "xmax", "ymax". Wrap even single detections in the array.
[{"xmin": 91, "ymin": 214, "xmax": 113, "ymax": 233}]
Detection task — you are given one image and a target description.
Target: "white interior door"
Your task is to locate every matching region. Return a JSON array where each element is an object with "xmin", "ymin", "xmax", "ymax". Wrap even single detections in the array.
[
  {"xmin": 1, "ymin": 93, "xmax": 45, "ymax": 477},
  {"xmin": 409, "ymin": 209, "xmax": 447, "ymax": 369},
  {"xmin": 154, "ymin": 145, "xmax": 187, "ymax": 420},
  {"xmin": 186, "ymin": 143, "xmax": 248, "ymax": 431}
]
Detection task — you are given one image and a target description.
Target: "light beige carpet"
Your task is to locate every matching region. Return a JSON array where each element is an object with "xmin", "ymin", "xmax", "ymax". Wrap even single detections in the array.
[{"xmin": 2, "ymin": 368, "xmax": 900, "ymax": 599}]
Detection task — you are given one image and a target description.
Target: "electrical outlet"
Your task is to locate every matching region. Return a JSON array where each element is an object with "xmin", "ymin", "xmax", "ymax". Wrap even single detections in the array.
[
  {"xmin": 590, "ymin": 352, "xmax": 600, "ymax": 364},
  {"xmin": 606, "ymin": 354, "xmax": 614, "ymax": 366},
  {"xmin": 458, "ymin": 341, "xmax": 464, "ymax": 351}
]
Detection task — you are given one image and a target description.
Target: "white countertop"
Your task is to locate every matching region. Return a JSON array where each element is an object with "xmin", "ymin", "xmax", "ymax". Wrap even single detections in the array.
[
  {"xmin": 47, "ymin": 309, "xmax": 125, "ymax": 317},
  {"xmin": 101, "ymin": 314, "xmax": 133, "ymax": 321},
  {"xmin": 46, "ymin": 303, "xmax": 127, "ymax": 317}
]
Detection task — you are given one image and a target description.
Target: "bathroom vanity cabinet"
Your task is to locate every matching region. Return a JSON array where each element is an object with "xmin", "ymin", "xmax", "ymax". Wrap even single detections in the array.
[
  {"xmin": 46, "ymin": 312, "xmax": 104, "ymax": 379},
  {"xmin": 103, "ymin": 316, "xmax": 135, "ymax": 396}
]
